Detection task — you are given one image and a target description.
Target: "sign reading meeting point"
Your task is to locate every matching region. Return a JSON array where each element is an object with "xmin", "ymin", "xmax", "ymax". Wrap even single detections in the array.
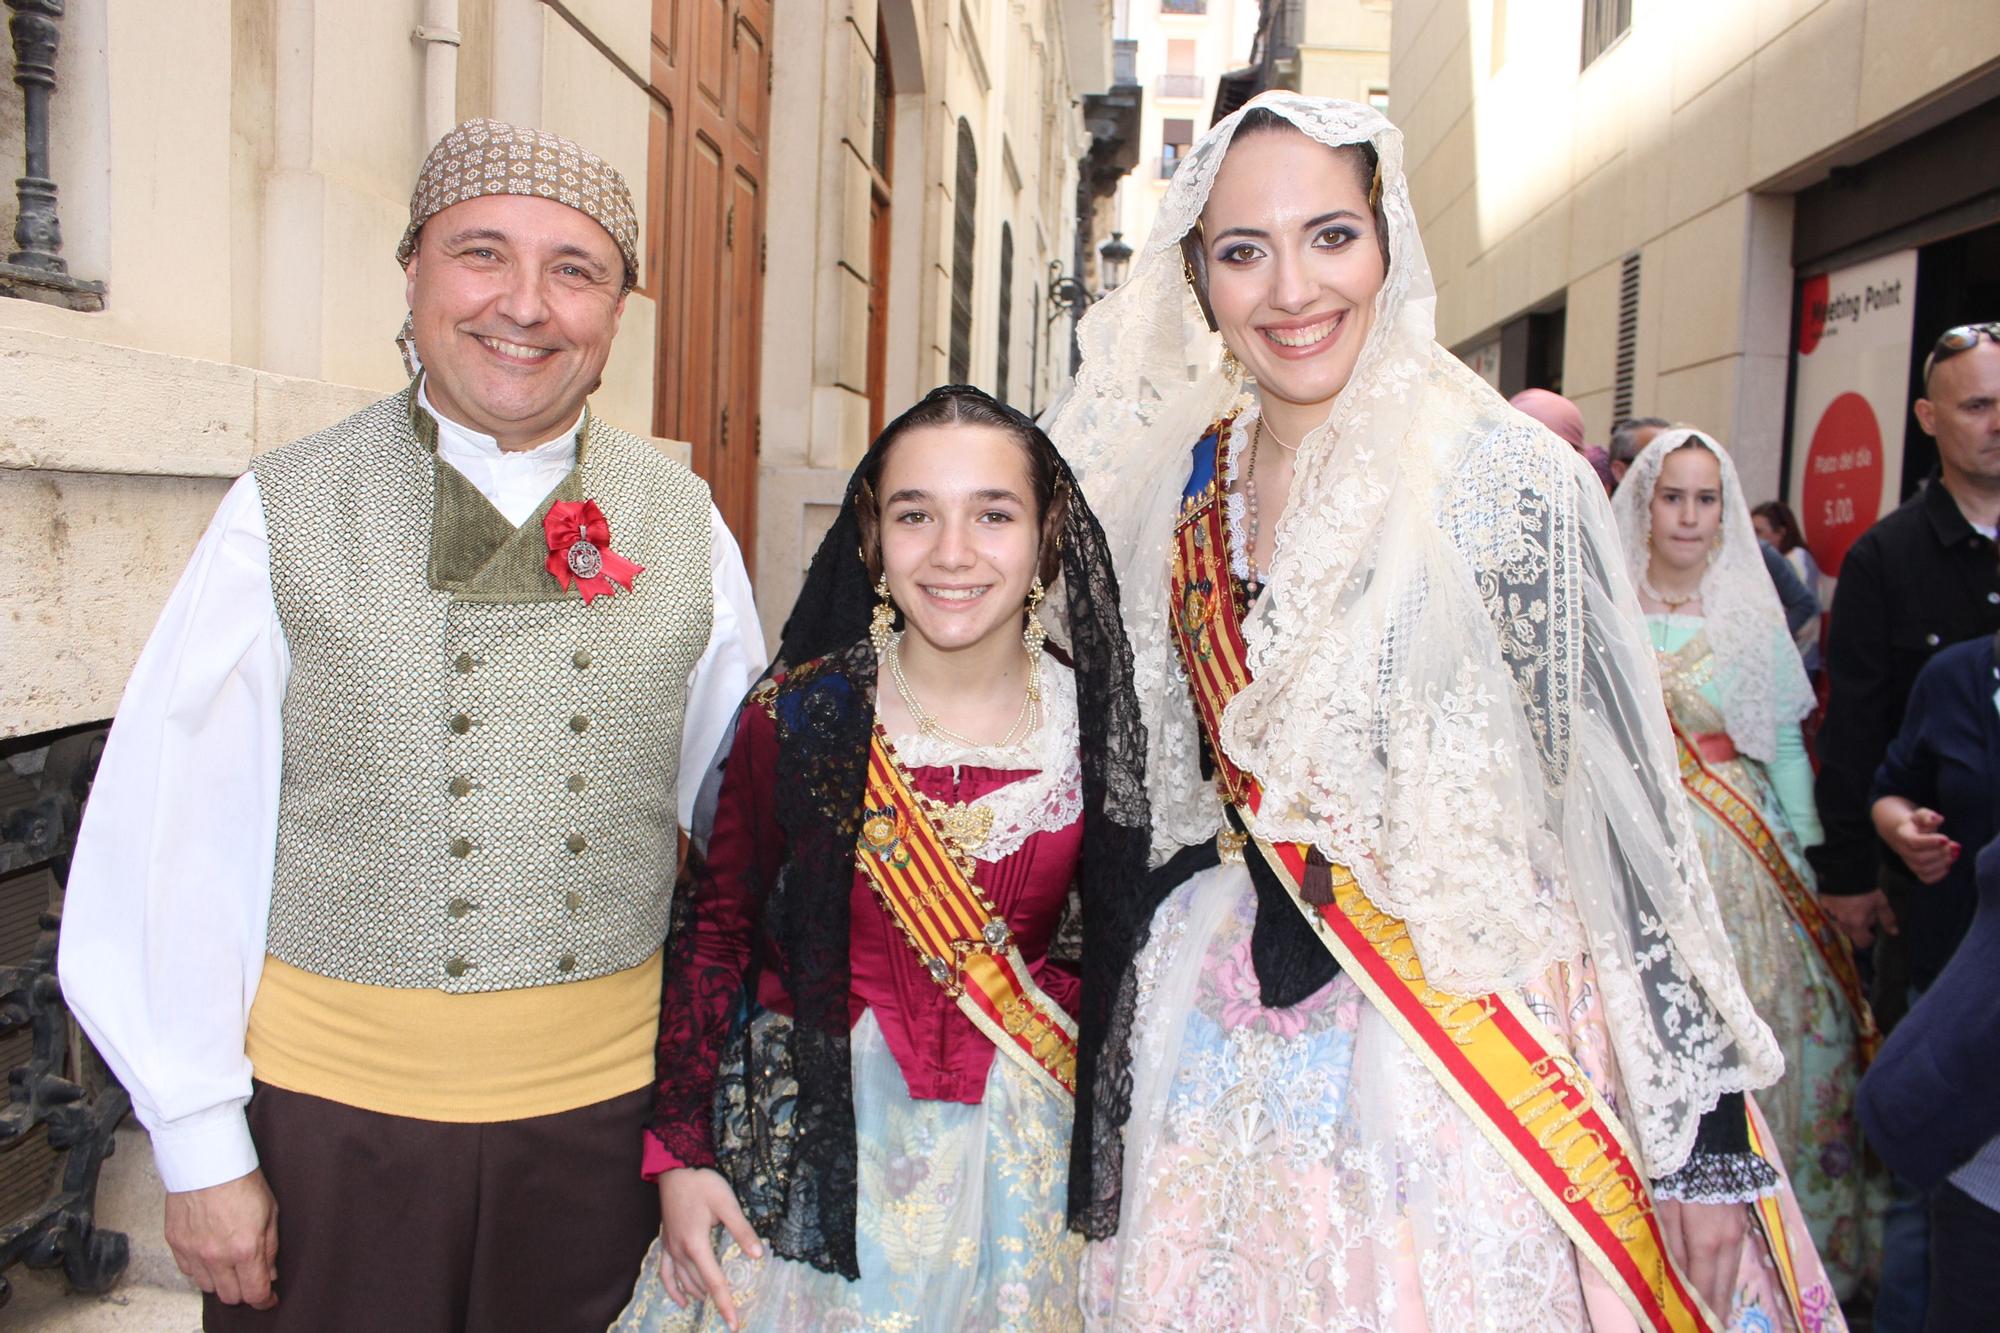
[{"xmin": 1787, "ymin": 249, "xmax": 1917, "ymax": 577}]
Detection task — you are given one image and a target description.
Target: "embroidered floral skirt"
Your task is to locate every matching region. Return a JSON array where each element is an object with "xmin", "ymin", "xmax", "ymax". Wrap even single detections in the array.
[
  {"xmin": 611, "ymin": 1009, "xmax": 1083, "ymax": 1333},
  {"xmin": 1083, "ymin": 862, "xmax": 1845, "ymax": 1333},
  {"xmin": 1685, "ymin": 754, "xmax": 1883, "ymax": 1299}
]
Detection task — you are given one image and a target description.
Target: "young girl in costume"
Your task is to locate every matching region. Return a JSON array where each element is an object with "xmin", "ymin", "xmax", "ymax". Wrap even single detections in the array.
[
  {"xmin": 612, "ymin": 386, "xmax": 1148, "ymax": 1331},
  {"xmin": 1616, "ymin": 428, "xmax": 1881, "ymax": 1298}
]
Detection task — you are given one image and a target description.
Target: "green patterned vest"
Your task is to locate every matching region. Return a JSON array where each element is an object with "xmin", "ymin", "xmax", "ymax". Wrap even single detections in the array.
[{"xmin": 252, "ymin": 387, "xmax": 713, "ymax": 993}]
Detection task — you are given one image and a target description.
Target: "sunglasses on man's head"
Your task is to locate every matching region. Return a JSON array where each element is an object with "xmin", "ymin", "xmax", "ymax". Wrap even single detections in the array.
[{"xmin": 1923, "ymin": 322, "xmax": 2000, "ymax": 385}]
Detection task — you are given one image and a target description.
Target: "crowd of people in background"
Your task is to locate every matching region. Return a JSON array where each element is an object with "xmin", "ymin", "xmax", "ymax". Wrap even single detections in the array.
[{"xmin": 1509, "ymin": 319, "xmax": 2000, "ymax": 1330}]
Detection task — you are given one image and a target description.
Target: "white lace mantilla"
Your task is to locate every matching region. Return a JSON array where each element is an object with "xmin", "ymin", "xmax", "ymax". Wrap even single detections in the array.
[
  {"xmin": 886, "ymin": 655, "xmax": 1082, "ymax": 862},
  {"xmin": 1046, "ymin": 91, "xmax": 1783, "ymax": 1178}
]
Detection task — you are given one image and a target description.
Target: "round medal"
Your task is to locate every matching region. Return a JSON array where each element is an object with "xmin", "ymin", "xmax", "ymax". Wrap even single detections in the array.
[{"xmin": 566, "ymin": 539, "xmax": 604, "ymax": 580}]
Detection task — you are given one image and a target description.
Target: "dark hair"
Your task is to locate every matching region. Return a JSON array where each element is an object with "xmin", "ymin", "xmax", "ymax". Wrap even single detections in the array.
[
  {"xmin": 1179, "ymin": 110, "xmax": 1386, "ymax": 333},
  {"xmin": 854, "ymin": 385, "xmax": 1070, "ymax": 586},
  {"xmin": 1751, "ymin": 499, "xmax": 1802, "ymax": 553},
  {"xmin": 1608, "ymin": 416, "xmax": 1673, "ymax": 464}
]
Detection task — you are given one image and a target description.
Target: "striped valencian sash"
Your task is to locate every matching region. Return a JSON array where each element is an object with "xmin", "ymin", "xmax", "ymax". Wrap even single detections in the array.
[
  {"xmin": 1166, "ymin": 427, "xmax": 1744, "ymax": 1333},
  {"xmin": 854, "ymin": 729, "xmax": 1078, "ymax": 1098},
  {"xmin": 1671, "ymin": 719, "xmax": 1880, "ymax": 1063}
]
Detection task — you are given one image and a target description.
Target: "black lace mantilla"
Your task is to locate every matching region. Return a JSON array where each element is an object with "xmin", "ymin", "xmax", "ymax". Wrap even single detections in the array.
[{"xmin": 646, "ymin": 388, "xmax": 1152, "ymax": 1277}]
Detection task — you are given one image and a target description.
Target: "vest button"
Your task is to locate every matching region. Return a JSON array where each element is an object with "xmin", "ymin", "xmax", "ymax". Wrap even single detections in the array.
[
  {"xmin": 449, "ymin": 776, "xmax": 472, "ymax": 798},
  {"xmin": 573, "ymin": 649, "xmax": 592, "ymax": 670},
  {"xmin": 569, "ymin": 714, "xmax": 590, "ymax": 733},
  {"xmin": 444, "ymin": 957, "xmax": 469, "ymax": 978},
  {"xmin": 565, "ymin": 891, "xmax": 583, "ymax": 912},
  {"xmin": 450, "ymin": 837, "xmax": 473, "ymax": 858},
  {"xmin": 454, "ymin": 652, "xmax": 476, "ymax": 674},
  {"xmin": 557, "ymin": 952, "xmax": 578, "ymax": 972},
  {"xmin": 450, "ymin": 713, "xmax": 473, "ymax": 734},
  {"xmin": 567, "ymin": 833, "xmax": 588, "ymax": 854},
  {"xmin": 447, "ymin": 897, "xmax": 474, "ymax": 918},
  {"xmin": 566, "ymin": 773, "xmax": 587, "ymax": 793}
]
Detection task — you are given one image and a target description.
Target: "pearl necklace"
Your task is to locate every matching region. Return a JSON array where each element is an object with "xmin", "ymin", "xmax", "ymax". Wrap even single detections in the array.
[
  {"xmin": 886, "ymin": 633, "xmax": 1041, "ymax": 749},
  {"xmin": 1243, "ymin": 418, "xmax": 1282, "ymax": 596},
  {"xmin": 1639, "ymin": 571, "xmax": 1700, "ymax": 611}
]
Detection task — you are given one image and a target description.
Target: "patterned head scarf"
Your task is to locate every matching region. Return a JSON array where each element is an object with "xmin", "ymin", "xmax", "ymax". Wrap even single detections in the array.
[{"xmin": 397, "ymin": 118, "xmax": 639, "ymax": 292}]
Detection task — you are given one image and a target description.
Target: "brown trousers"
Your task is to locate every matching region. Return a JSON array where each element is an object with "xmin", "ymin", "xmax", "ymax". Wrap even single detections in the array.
[{"xmin": 204, "ymin": 1082, "xmax": 658, "ymax": 1333}]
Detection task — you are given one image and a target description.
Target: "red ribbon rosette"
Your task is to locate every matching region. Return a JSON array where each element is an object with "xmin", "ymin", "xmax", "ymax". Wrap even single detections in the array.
[{"xmin": 544, "ymin": 499, "xmax": 644, "ymax": 605}]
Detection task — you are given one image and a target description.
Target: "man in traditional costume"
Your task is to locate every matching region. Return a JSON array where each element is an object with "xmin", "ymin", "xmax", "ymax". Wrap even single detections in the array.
[{"xmin": 58, "ymin": 119, "xmax": 763, "ymax": 1331}]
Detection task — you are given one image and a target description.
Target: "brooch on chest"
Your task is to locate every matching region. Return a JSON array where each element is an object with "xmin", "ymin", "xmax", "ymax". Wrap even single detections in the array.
[{"xmin": 544, "ymin": 499, "xmax": 645, "ymax": 605}]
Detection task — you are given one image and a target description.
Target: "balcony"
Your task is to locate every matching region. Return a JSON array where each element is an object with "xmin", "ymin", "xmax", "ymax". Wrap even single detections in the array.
[{"xmin": 1156, "ymin": 72, "xmax": 1204, "ymax": 100}]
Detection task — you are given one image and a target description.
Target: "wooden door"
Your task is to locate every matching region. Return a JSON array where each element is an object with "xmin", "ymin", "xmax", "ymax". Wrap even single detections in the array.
[{"xmin": 650, "ymin": 0, "xmax": 771, "ymax": 569}]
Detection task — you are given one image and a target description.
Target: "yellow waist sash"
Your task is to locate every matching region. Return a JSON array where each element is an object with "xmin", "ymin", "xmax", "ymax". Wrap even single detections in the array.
[{"xmin": 245, "ymin": 949, "xmax": 660, "ymax": 1122}]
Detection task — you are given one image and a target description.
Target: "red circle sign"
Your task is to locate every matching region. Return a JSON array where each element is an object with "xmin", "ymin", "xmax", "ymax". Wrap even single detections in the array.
[
  {"xmin": 1797, "ymin": 274, "xmax": 1829, "ymax": 356},
  {"xmin": 1800, "ymin": 391, "xmax": 1883, "ymax": 576}
]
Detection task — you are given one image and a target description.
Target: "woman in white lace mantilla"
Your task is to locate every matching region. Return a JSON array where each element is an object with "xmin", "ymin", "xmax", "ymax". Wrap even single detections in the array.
[
  {"xmin": 1048, "ymin": 94, "xmax": 1843, "ymax": 1332},
  {"xmin": 1614, "ymin": 429, "xmax": 1884, "ymax": 1301}
]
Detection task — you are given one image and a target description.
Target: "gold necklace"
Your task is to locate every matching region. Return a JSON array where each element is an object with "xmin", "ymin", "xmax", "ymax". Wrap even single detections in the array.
[{"xmin": 886, "ymin": 634, "xmax": 1042, "ymax": 750}]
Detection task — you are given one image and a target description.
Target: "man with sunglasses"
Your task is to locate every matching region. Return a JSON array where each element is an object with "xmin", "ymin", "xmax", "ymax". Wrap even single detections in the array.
[{"xmin": 1808, "ymin": 321, "xmax": 2000, "ymax": 1333}]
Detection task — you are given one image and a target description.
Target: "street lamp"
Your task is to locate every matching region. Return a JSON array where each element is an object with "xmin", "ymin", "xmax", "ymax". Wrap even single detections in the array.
[{"xmin": 1098, "ymin": 231, "xmax": 1133, "ymax": 291}]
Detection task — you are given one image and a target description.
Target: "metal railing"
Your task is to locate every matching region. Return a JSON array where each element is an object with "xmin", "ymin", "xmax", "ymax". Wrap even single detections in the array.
[
  {"xmin": 1157, "ymin": 72, "xmax": 1203, "ymax": 100},
  {"xmin": 1, "ymin": 0, "xmax": 105, "ymax": 310}
]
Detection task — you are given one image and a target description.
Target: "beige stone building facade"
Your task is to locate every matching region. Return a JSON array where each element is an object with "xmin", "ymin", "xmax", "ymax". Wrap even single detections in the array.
[
  {"xmin": 1293, "ymin": 0, "xmax": 1393, "ymax": 105},
  {"xmin": 1392, "ymin": 0, "xmax": 2000, "ymax": 532},
  {"xmin": 0, "ymin": 0, "xmax": 1124, "ymax": 738}
]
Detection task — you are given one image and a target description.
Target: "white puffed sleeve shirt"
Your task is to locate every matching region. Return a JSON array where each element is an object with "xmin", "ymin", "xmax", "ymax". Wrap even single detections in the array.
[{"xmin": 57, "ymin": 392, "xmax": 765, "ymax": 1194}]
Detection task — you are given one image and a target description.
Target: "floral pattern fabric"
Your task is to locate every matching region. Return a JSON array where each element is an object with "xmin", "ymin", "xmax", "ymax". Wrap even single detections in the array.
[
  {"xmin": 614, "ymin": 1011, "xmax": 1081, "ymax": 1333},
  {"xmin": 1085, "ymin": 862, "xmax": 1846, "ymax": 1332}
]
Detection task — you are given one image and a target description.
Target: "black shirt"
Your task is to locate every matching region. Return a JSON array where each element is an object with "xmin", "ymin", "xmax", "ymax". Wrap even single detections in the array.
[{"xmin": 1809, "ymin": 473, "xmax": 2000, "ymax": 897}]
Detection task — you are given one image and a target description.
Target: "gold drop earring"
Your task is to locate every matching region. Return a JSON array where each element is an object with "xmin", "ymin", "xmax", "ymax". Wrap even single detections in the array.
[
  {"xmin": 870, "ymin": 573, "xmax": 896, "ymax": 655},
  {"xmin": 1023, "ymin": 576, "xmax": 1048, "ymax": 658},
  {"xmin": 1023, "ymin": 575, "xmax": 1048, "ymax": 710}
]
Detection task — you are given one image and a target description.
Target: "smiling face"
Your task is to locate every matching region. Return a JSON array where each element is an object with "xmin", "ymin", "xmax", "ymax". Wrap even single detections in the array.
[
  {"xmin": 1648, "ymin": 444, "xmax": 1725, "ymax": 575},
  {"xmin": 1199, "ymin": 129, "xmax": 1388, "ymax": 419},
  {"xmin": 404, "ymin": 194, "xmax": 628, "ymax": 449},
  {"xmin": 869, "ymin": 423, "xmax": 1044, "ymax": 658}
]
